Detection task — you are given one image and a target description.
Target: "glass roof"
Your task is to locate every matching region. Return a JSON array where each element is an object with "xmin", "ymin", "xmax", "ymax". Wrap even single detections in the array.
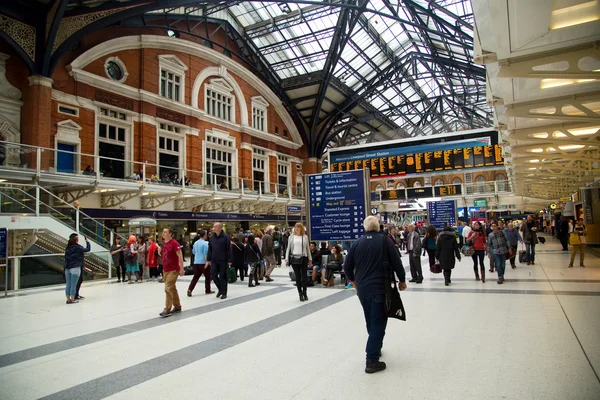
[{"xmin": 219, "ymin": 0, "xmax": 490, "ymax": 149}]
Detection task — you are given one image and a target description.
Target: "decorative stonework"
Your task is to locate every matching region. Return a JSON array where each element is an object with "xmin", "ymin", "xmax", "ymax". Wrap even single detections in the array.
[
  {"xmin": 52, "ymin": 5, "xmax": 139, "ymax": 54},
  {"xmin": 94, "ymin": 89, "xmax": 133, "ymax": 110},
  {"xmin": 56, "ymin": 120, "xmax": 82, "ymax": 144},
  {"xmin": 0, "ymin": 54, "xmax": 22, "ymax": 100},
  {"xmin": 156, "ymin": 107, "xmax": 185, "ymax": 124},
  {"xmin": 0, "ymin": 15, "xmax": 36, "ymax": 60}
]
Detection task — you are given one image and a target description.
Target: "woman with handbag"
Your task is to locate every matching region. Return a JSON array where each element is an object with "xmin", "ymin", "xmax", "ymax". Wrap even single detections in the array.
[
  {"xmin": 467, "ymin": 222, "xmax": 487, "ymax": 282},
  {"xmin": 435, "ymin": 226, "xmax": 461, "ymax": 286},
  {"xmin": 322, "ymin": 244, "xmax": 343, "ymax": 287},
  {"xmin": 244, "ymin": 235, "xmax": 262, "ymax": 287},
  {"xmin": 285, "ymin": 223, "xmax": 312, "ymax": 301},
  {"xmin": 568, "ymin": 219, "xmax": 587, "ymax": 268}
]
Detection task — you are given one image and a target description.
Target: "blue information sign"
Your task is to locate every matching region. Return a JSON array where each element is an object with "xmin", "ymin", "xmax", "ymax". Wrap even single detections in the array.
[
  {"xmin": 0, "ymin": 228, "xmax": 7, "ymax": 259},
  {"xmin": 307, "ymin": 170, "xmax": 369, "ymax": 241},
  {"xmin": 287, "ymin": 206, "xmax": 302, "ymax": 213},
  {"xmin": 427, "ymin": 200, "xmax": 457, "ymax": 229}
]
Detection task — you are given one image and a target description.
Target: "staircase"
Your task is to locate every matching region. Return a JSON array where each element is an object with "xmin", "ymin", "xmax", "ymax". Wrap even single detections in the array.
[{"xmin": 0, "ymin": 183, "xmax": 122, "ymax": 289}]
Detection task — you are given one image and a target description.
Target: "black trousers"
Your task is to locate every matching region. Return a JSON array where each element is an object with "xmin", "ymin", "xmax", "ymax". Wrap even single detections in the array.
[
  {"xmin": 459, "ymin": 236, "xmax": 464, "ymax": 248},
  {"xmin": 443, "ymin": 269, "xmax": 452, "ymax": 283},
  {"xmin": 291, "ymin": 261, "xmax": 308, "ymax": 294},
  {"xmin": 210, "ymin": 260, "xmax": 228, "ymax": 296},
  {"xmin": 116, "ymin": 261, "xmax": 126, "ymax": 280},
  {"xmin": 560, "ymin": 234, "xmax": 568, "ymax": 250},
  {"xmin": 76, "ymin": 266, "xmax": 83, "ymax": 297},
  {"xmin": 426, "ymin": 248, "xmax": 436, "ymax": 268},
  {"xmin": 233, "ymin": 263, "xmax": 245, "ymax": 281},
  {"xmin": 274, "ymin": 248, "xmax": 282, "ymax": 266},
  {"xmin": 408, "ymin": 251, "xmax": 423, "ymax": 282},
  {"xmin": 149, "ymin": 267, "xmax": 160, "ymax": 278}
]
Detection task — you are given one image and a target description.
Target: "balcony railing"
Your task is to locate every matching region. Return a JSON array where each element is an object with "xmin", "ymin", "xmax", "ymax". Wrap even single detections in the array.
[{"xmin": 0, "ymin": 140, "xmax": 304, "ymax": 200}]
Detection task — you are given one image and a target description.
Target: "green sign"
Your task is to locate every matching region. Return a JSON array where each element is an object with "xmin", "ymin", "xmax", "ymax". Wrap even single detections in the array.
[{"xmin": 474, "ymin": 199, "xmax": 487, "ymax": 207}]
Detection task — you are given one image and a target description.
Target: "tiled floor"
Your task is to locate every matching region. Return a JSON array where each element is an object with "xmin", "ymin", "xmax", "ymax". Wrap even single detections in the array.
[{"xmin": 0, "ymin": 235, "xmax": 599, "ymax": 399}]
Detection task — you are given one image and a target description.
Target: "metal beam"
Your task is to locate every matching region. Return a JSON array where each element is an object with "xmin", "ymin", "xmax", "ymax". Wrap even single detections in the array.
[{"xmin": 101, "ymin": 188, "xmax": 143, "ymax": 208}]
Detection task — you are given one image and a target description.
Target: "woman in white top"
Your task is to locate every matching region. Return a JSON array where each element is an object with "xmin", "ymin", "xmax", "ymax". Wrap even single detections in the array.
[
  {"xmin": 568, "ymin": 218, "xmax": 587, "ymax": 268},
  {"xmin": 285, "ymin": 222, "xmax": 312, "ymax": 302}
]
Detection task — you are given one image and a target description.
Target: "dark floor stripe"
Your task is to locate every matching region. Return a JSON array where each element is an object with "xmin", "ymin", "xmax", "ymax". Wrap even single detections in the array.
[
  {"xmin": 408, "ymin": 287, "xmax": 600, "ymax": 296},
  {"xmin": 428, "ymin": 278, "xmax": 600, "ymax": 283},
  {"xmin": 38, "ymin": 290, "xmax": 355, "ymax": 400},
  {"xmin": 0, "ymin": 286, "xmax": 291, "ymax": 368}
]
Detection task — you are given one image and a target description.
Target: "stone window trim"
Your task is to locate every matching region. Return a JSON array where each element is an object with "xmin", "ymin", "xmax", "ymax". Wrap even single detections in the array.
[
  {"xmin": 205, "ymin": 78, "xmax": 236, "ymax": 123},
  {"xmin": 157, "ymin": 122, "xmax": 186, "ymax": 176},
  {"xmin": 203, "ymin": 128, "xmax": 238, "ymax": 188},
  {"xmin": 54, "ymin": 120, "xmax": 82, "ymax": 174},
  {"xmin": 104, "ymin": 56, "xmax": 128, "ymax": 83},
  {"xmin": 158, "ymin": 55, "xmax": 188, "ymax": 104},
  {"xmin": 96, "ymin": 104, "xmax": 134, "ymax": 174},
  {"xmin": 57, "ymin": 104, "xmax": 79, "ymax": 117},
  {"xmin": 251, "ymin": 96, "xmax": 269, "ymax": 132}
]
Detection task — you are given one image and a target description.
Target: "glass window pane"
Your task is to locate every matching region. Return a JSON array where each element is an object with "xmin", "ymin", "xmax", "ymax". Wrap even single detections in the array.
[
  {"xmin": 108, "ymin": 125, "xmax": 116, "ymax": 140},
  {"xmin": 159, "ymin": 137, "xmax": 165, "ymax": 149},
  {"xmin": 174, "ymin": 140, "xmax": 179, "ymax": 152},
  {"xmin": 175, "ymin": 85, "xmax": 180, "ymax": 101},
  {"xmin": 99, "ymin": 123, "xmax": 107, "ymax": 138},
  {"xmin": 118, "ymin": 128, "xmax": 125, "ymax": 142}
]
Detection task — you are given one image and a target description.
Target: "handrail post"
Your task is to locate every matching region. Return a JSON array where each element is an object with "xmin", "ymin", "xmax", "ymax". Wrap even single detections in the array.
[
  {"xmin": 36, "ymin": 148, "xmax": 41, "ymax": 178},
  {"xmin": 95, "ymin": 155, "xmax": 100, "ymax": 180},
  {"xmin": 35, "ymin": 185, "xmax": 40, "ymax": 216},
  {"xmin": 142, "ymin": 163, "xmax": 146, "ymax": 183},
  {"xmin": 75, "ymin": 206, "xmax": 80, "ymax": 234}
]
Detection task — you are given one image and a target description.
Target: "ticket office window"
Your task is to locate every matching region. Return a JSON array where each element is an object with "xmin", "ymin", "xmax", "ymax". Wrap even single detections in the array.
[
  {"xmin": 97, "ymin": 107, "xmax": 131, "ymax": 179},
  {"xmin": 205, "ymin": 134, "xmax": 235, "ymax": 189}
]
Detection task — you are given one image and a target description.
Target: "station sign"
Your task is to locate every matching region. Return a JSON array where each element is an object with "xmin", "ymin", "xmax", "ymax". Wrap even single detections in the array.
[
  {"xmin": 307, "ymin": 169, "xmax": 370, "ymax": 241},
  {"xmin": 406, "ymin": 187, "xmax": 433, "ymax": 199},
  {"xmin": 427, "ymin": 200, "xmax": 457, "ymax": 229},
  {"xmin": 474, "ymin": 199, "xmax": 488, "ymax": 207},
  {"xmin": 287, "ymin": 206, "xmax": 302, "ymax": 213}
]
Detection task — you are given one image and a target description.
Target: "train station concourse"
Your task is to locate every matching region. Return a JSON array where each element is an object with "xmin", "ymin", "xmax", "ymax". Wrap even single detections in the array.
[{"xmin": 0, "ymin": 0, "xmax": 599, "ymax": 399}]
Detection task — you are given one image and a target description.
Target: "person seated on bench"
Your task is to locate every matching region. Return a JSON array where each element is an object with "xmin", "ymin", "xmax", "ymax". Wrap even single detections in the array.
[
  {"xmin": 309, "ymin": 242, "xmax": 323, "ymax": 284},
  {"xmin": 322, "ymin": 244, "xmax": 343, "ymax": 286}
]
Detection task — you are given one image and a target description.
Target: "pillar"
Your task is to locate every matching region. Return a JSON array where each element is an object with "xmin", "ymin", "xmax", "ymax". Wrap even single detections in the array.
[{"xmin": 21, "ymin": 76, "xmax": 53, "ymax": 169}]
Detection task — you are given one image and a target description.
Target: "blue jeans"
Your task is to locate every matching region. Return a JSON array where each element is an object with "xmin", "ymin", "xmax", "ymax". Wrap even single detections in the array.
[
  {"xmin": 65, "ymin": 268, "xmax": 81, "ymax": 298},
  {"xmin": 359, "ymin": 294, "xmax": 388, "ymax": 362},
  {"xmin": 526, "ymin": 243, "xmax": 536, "ymax": 262},
  {"xmin": 493, "ymin": 254, "xmax": 507, "ymax": 279}
]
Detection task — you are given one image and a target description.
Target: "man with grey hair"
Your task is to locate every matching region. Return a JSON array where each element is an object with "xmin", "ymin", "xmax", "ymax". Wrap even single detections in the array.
[
  {"xmin": 344, "ymin": 215, "xmax": 407, "ymax": 374},
  {"xmin": 407, "ymin": 224, "xmax": 423, "ymax": 283},
  {"xmin": 262, "ymin": 225, "xmax": 276, "ymax": 282}
]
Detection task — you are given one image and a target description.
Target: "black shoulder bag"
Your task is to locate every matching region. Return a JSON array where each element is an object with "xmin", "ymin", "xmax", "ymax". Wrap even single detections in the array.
[{"xmin": 383, "ymin": 235, "xmax": 407, "ymax": 321}]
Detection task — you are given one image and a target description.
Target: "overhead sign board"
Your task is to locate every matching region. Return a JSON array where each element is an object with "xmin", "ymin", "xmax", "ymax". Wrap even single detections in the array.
[
  {"xmin": 474, "ymin": 199, "xmax": 488, "ymax": 207},
  {"xmin": 427, "ymin": 200, "xmax": 457, "ymax": 229},
  {"xmin": 306, "ymin": 169, "xmax": 370, "ymax": 241},
  {"xmin": 406, "ymin": 187, "xmax": 433, "ymax": 199},
  {"xmin": 434, "ymin": 184, "xmax": 462, "ymax": 197},
  {"xmin": 0, "ymin": 228, "xmax": 6, "ymax": 259},
  {"xmin": 559, "ymin": 196, "xmax": 572, "ymax": 202},
  {"xmin": 287, "ymin": 206, "xmax": 302, "ymax": 213},
  {"xmin": 329, "ymin": 128, "xmax": 503, "ymax": 179}
]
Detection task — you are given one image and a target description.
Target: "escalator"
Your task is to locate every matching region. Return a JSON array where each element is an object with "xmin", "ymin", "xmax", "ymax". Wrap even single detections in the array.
[{"xmin": 19, "ymin": 230, "xmax": 110, "ymax": 289}]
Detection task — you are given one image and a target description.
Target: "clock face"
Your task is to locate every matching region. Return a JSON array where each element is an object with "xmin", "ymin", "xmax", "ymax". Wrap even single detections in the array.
[{"xmin": 106, "ymin": 61, "xmax": 123, "ymax": 81}]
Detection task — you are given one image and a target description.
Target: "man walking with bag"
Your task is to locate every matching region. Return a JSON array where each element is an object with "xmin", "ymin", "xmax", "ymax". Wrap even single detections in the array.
[
  {"xmin": 344, "ymin": 216, "xmax": 407, "ymax": 374},
  {"xmin": 407, "ymin": 224, "xmax": 423, "ymax": 283}
]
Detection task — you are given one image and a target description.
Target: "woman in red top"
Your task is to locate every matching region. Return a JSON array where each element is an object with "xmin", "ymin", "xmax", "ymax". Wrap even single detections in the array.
[
  {"xmin": 147, "ymin": 236, "xmax": 160, "ymax": 281},
  {"xmin": 467, "ymin": 222, "xmax": 487, "ymax": 282}
]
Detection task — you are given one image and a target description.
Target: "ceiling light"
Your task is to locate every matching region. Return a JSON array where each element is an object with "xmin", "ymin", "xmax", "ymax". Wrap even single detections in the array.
[
  {"xmin": 546, "ymin": 147, "xmax": 557, "ymax": 152},
  {"xmin": 142, "ymin": 192, "xmax": 149, "ymax": 196},
  {"xmin": 567, "ymin": 126, "xmax": 599, "ymax": 136},
  {"xmin": 167, "ymin": 30, "xmax": 176, "ymax": 37},
  {"xmin": 531, "ymin": 132, "xmax": 549, "ymax": 138},
  {"xmin": 550, "ymin": 1, "xmax": 600, "ymax": 30},
  {"xmin": 528, "ymin": 148, "xmax": 544, "ymax": 153},
  {"xmin": 528, "ymin": 159, "xmax": 540, "ymax": 163},
  {"xmin": 558, "ymin": 144, "xmax": 585, "ymax": 150},
  {"xmin": 0, "ymin": 179, "xmax": 6, "ymax": 182},
  {"xmin": 540, "ymin": 78, "xmax": 597, "ymax": 89}
]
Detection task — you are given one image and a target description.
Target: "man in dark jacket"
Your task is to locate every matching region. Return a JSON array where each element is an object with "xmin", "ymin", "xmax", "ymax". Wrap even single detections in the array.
[
  {"xmin": 206, "ymin": 222, "xmax": 232, "ymax": 299},
  {"xmin": 406, "ymin": 224, "xmax": 423, "ymax": 283},
  {"xmin": 558, "ymin": 216, "xmax": 569, "ymax": 251},
  {"xmin": 435, "ymin": 226, "xmax": 461, "ymax": 285},
  {"xmin": 344, "ymin": 216, "xmax": 407, "ymax": 374},
  {"xmin": 262, "ymin": 226, "xmax": 276, "ymax": 282}
]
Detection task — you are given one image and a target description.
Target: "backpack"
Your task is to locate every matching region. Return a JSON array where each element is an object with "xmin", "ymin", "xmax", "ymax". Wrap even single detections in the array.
[
  {"xmin": 124, "ymin": 245, "xmax": 135, "ymax": 259},
  {"xmin": 227, "ymin": 266, "xmax": 237, "ymax": 283},
  {"xmin": 273, "ymin": 232, "xmax": 281, "ymax": 249}
]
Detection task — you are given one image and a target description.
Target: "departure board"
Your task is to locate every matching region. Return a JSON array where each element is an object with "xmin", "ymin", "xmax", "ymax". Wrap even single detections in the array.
[{"xmin": 330, "ymin": 129, "xmax": 505, "ymax": 179}]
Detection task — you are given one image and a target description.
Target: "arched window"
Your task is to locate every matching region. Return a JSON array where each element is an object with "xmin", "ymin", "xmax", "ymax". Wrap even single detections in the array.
[
  {"xmin": 434, "ymin": 178, "xmax": 444, "ymax": 186},
  {"xmin": 396, "ymin": 182, "xmax": 405, "ymax": 189},
  {"xmin": 476, "ymin": 175, "xmax": 486, "ymax": 193},
  {"xmin": 452, "ymin": 177, "xmax": 462, "ymax": 184},
  {"xmin": 495, "ymin": 173, "xmax": 507, "ymax": 192},
  {"xmin": 413, "ymin": 181, "xmax": 422, "ymax": 188},
  {"xmin": 375, "ymin": 184, "xmax": 384, "ymax": 192},
  {"xmin": 387, "ymin": 180, "xmax": 395, "ymax": 189}
]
